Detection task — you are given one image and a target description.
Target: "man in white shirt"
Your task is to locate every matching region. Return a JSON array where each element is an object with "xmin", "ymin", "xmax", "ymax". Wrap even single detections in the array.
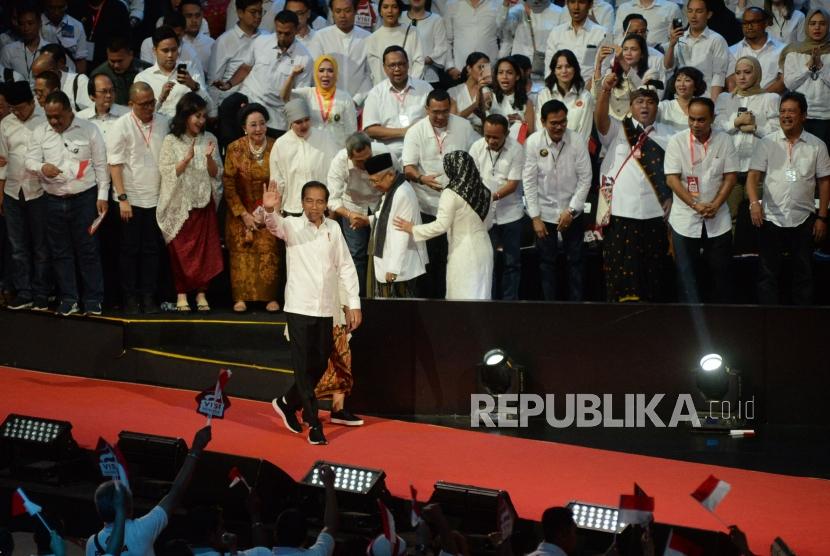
[
  {"xmin": 41, "ymin": 0, "xmax": 89, "ymax": 74},
  {"xmin": 527, "ymin": 507, "xmax": 577, "ymax": 556},
  {"xmin": 134, "ymin": 26, "xmax": 211, "ymax": 118},
  {"xmin": 596, "ymin": 80, "xmax": 674, "ymax": 303},
  {"xmin": 501, "ymin": 0, "xmax": 564, "ymax": 76},
  {"xmin": 402, "ymin": 88, "xmax": 477, "ymax": 297},
  {"xmin": 308, "ymin": 0, "xmax": 373, "ymax": 104},
  {"xmin": 725, "ymin": 7, "xmax": 785, "ymax": 93},
  {"xmin": 180, "ymin": 0, "xmax": 215, "ymax": 72},
  {"xmin": 365, "ymin": 152, "xmax": 427, "ymax": 297},
  {"xmin": 86, "ymin": 426, "xmax": 212, "ymax": 556},
  {"xmin": 327, "ymin": 132, "xmax": 391, "ymax": 295},
  {"xmin": 0, "ymin": 5, "xmax": 49, "ymax": 85},
  {"xmin": 363, "ymin": 45, "xmax": 432, "ymax": 158},
  {"xmin": 544, "ymin": 0, "xmax": 609, "ymax": 84},
  {"xmin": 665, "ymin": 96, "xmax": 739, "ymax": 303},
  {"xmin": 32, "ymin": 70, "xmax": 61, "ymax": 108},
  {"xmin": 139, "ymin": 13, "xmax": 205, "ymax": 75},
  {"xmin": 663, "ymin": 0, "xmax": 729, "ymax": 100},
  {"xmin": 0, "ymin": 82, "xmax": 51, "ymax": 312},
  {"xmin": 106, "ymin": 82, "xmax": 169, "ymax": 314},
  {"xmin": 524, "ymin": 102, "xmax": 591, "ymax": 301},
  {"xmin": 285, "ymin": 0, "xmax": 329, "ymax": 48},
  {"xmin": 614, "ymin": 0, "xmax": 682, "ymax": 47},
  {"xmin": 24, "ymin": 91, "xmax": 110, "ymax": 316},
  {"xmin": 208, "ymin": 0, "xmax": 263, "ymax": 105},
  {"xmin": 270, "ymin": 98, "xmax": 340, "ymax": 215},
  {"xmin": 747, "ymin": 91, "xmax": 830, "ymax": 305},
  {"xmin": 227, "ymin": 0, "xmax": 280, "ymax": 33},
  {"xmin": 240, "ymin": 10, "xmax": 313, "ymax": 133},
  {"xmin": 78, "ymin": 74, "xmax": 129, "ymax": 138},
  {"xmin": 261, "ymin": 181, "xmax": 361, "ymax": 446},
  {"xmin": 32, "ymin": 44, "xmax": 92, "ymax": 111},
  {"xmin": 470, "ymin": 114, "xmax": 525, "ymax": 300},
  {"xmin": 444, "ymin": 0, "xmax": 510, "ymax": 80}
]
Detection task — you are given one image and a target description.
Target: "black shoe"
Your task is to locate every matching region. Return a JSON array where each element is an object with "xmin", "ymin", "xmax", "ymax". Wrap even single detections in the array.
[
  {"xmin": 57, "ymin": 301, "xmax": 80, "ymax": 316},
  {"xmin": 142, "ymin": 295, "xmax": 160, "ymax": 314},
  {"xmin": 272, "ymin": 397, "xmax": 302, "ymax": 434},
  {"xmin": 85, "ymin": 301, "xmax": 103, "ymax": 316},
  {"xmin": 308, "ymin": 426, "xmax": 328, "ymax": 445},
  {"xmin": 32, "ymin": 299, "xmax": 49, "ymax": 312},
  {"xmin": 7, "ymin": 296, "xmax": 33, "ymax": 310},
  {"xmin": 330, "ymin": 410, "xmax": 364, "ymax": 426},
  {"xmin": 123, "ymin": 296, "xmax": 140, "ymax": 315}
]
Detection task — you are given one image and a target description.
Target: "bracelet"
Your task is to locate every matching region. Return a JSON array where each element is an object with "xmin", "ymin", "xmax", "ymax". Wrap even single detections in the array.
[
  {"xmin": 417, "ymin": 175, "xmax": 423, "ymax": 184},
  {"xmin": 750, "ymin": 200, "xmax": 761, "ymax": 207}
]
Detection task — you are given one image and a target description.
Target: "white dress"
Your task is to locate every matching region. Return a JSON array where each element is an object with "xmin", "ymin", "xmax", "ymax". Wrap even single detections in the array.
[
  {"xmin": 292, "ymin": 87, "xmax": 358, "ymax": 147},
  {"xmin": 411, "ymin": 188, "xmax": 493, "ymax": 300}
]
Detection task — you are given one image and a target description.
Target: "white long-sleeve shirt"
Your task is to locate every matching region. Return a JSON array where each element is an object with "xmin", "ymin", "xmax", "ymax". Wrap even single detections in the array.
[
  {"xmin": 0, "ymin": 109, "xmax": 47, "ymax": 200},
  {"xmin": 614, "ymin": 0, "xmax": 681, "ymax": 47},
  {"xmin": 713, "ymin": 92, "xmax": 780, "ymax": 173},
  {"xmin": 727, "ymin": 36, "xmax": 784, "ymax": 90},
  {"xmin": 444, "ymin": 0, "xmax": 509, "ymax": 69},
  {"xmin": 544, "ymin": 20, "xmax": 609, "ymax": 83},
  {"xmin": 269, "ymin": 129, "xmax": 340, "ymax": 214},
  {"xmin": 327, "ymin": 142, "xmax": 392, "ymax": 215},
  {"xmin": 469, "ymin": 135, "xmax": 525, "ymax": 225},
  {"xmin": 535, "ymin": 85, "xmax": 594, "ymax": 142},
  {"xmin": 207, "ymin": 25, "xmax": 261, "ymax": 84},
  {"xmin": 783, "ymin": 52, "xmax": 830, "ymax": 120},
  {"xmin": 133, "ymin": 60, "xmax": 210, "ymax": 118},
  {"xmin": 403, "ymin": 11, "xmax": 451, "ymax": 82},
  {"xmin": 501, "ymin": 4, "xmax": 564, "ymax": 63},
  {"xmin": 365, "ymin": 24, "xmax": 426, "ymax": 85},
  {"xmin": 371, "ymin": 180, "xmax": 428, "ymax": 280},
  {"xmin": 670, "ymin": 27, "xmax": 730, "ymax": 93}
]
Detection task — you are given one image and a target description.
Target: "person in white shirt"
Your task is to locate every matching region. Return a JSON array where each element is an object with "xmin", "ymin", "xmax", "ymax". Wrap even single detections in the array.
[
  {"xmin": 363, "ymin": 46, "xmax": 433, "ymax": 157},
  {"xmin": 664, "ymin": 96, "xmax": 739, "ymax": 302},
  {"xmin": 78, "ymin": 74, "xmax": 129, "ymax": 138},
  {"xmin": 0, "ymin": 82, "xmax": 51, "ymax": 312},
  {"xmin": 524, "ymin": 101, "xmax": 591, "ymax": 301},
  {"xmin": 402, "ymin": 89, "xmax": 478, "ymax": 297},
  {"xmin": 593, "ymin": 34, "xmax": 662, "ymax": 120},
  {"xmin": 327, "ymin": 133, "xmax": 390, "ymax": 295},
  {"xmin": 470, "ymin": 114, "xmax": 524, "ymax": 300},
  {"xmin": 601, "ymin": 14, "xmax": 667, "ymax": 92},
  {"xmin": 261, "ymin": 180, "xmax": 362, "ymax": 446},
  {"xmin": 444, "ymin": 0, "xmax": 510, "ymax": 81},
  {"xmin": 33, "ymin": 45, "xmax": 92, "ymax": 112},
  {"xmin": 285, "ymin": 0, "xmax": 330, "ymax": 48},
  {"xmin": 544, "ymin": 0, "xmax": 609, "ymax": 85},
  {"xmin": 32, "ymin": 70, "xmax": 61, "ymax": 108},
  {"xmin": 725, "ymin": 7, "xmax": 784, "ymax": 93},
  {"xmin": 207, "ymin": 0, "xmax": 263, "ymax": 105},
  {"xmin": 536, "ymin": 48, "xmax": 594, "ymax": 139},
  {"xmin": 180, "ymin": 0, "xmax": 215, "ymax": 72},
  {"xmin": 140, "ymin": 13, "xmax": 206, "ymax": 75},
  {"xmin": 589, "ymin": 0, "xmax": 615, "ymax": 34},
  {"xmin": 269, "ymin": 98, "xmax": 340, "ymax": 215},
  {"xmin": 614, "ymin": 0, "xmax": 682, "ymax": 47},
  {"xmin": 501, "ymin": 0, "xmax": 564, "ymax": 77},
  {"xmin": 86, "ymin": 427, "xmax": 212, "ymax": 556},
  {"xmin": 596, "ymin": 82, "xmax": 674, "ymax": 302},
  {"xmin": 24, "ymin": 90, "xmax": 110, "ymax": 316},
  {"xmin": 134, "ymin": 26, "xmax": 211, "ymax": 119},
  {"xmin": 527, "ymin": 507, "xmax": 577, "ymax": 556},
  {"xmin": 308, "ymin": 0, "xmax": 374, "ymax": 104},
  {"xmin": 663, "ymin": 0, "xmax": 729, "ymax": 100},
  {"xmin": 0, "ymin": 6, "xmax": 48, "ymax": 85},
  {"xmin": 768, "ymin": 0, "xmax": 804, "ymax": 45},
  {"xmin": 747, "ymin": 91, "xmax": 830, "ymax": 305},
  {"xmin": 487, "ymin": 56, "xmax": 535, "ymax": 140},
  {"xmin": 106, "ymin": 82, "xmax": 169, "ymax": 314},
  {"xmin": 364, "ymin": 152, "xmax": 427, "ymax": 297},
  {"xmin": 366, "ymin": 0, "xmax": 425, "ymax": 85},
  {"xmin": 242, "ymin": 10, "xmax": 314, "ymax": 133},
  {"xmin": 403, "ymin": 0, "xmax": 452, "ymax": 85},
  {"xmin": 156, "ymin": 0, "xmax": 210, "ymax": 34},
  {"xmin": 448, "ymin": 51, "xmax": 491, "ymax": 135},
  {"xmin": 41, "ymin": 0, "xmax": 89, "ymax": 74},
  {"xmin": 227, "ymin": 0, "xmax": 280, "ymax": 33},
  {"xmin": 658, "ymin": 65, "xmax": 705, "ymax": 132}
]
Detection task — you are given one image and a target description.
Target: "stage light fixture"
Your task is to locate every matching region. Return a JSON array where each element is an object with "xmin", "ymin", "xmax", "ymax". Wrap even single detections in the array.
[
  {"xmin": 691, "ymin": 353, "xmax": 747, "ymax": 429},
  {"xmin": 1, "ymin": 415, "xmax": 72, "ymax": 445},
  {"xmin": 477, "ymin": 348, "xmax": 524, "ymax": 396},
  {"xmin": 694, "ymin": 353, "xmax": 738, "ymax": 403},
  {"xmin": 301, "ymin": 460, "xmax": 386, "ymax": 496},
  {"xmin": 566, "ymin": 501, "xmax": 625, "ymax": 534},
  {"xmin": 428, "ymin": 482, "xmax": 517, "ymax": 537}
]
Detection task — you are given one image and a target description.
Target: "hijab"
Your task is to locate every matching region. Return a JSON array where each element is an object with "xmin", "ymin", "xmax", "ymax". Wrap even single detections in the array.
[
  {"xmin": 733, "ymin": 56, "xmax": 765, "ymax": 97},
  {"xmin": 443, "ymin": 150, "xmax": 490, "ymax": 221},
  {"xmin": 778, "ymin": 9, "xmax": 830, "ymax": 69},
  {"xmin": 313, "ymin": 55, "xmax": 338, "ymax": 101}
]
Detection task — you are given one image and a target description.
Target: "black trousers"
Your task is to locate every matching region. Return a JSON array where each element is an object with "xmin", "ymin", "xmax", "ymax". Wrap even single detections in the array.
[
  {"xmin": 416, "ymin": 212, "xmax": 448, "ymax": 299},
  {"xmin": 284, "ymin": 312, "xmax": 334, "ymax": 429},
  {"xmin": 120, "ymin": 206, "xmax": 162, "ymax": 299},
  {"xmin": 758, "ymin": 218, "xmax": 814, "ymax": 305},
  {"xmin": 671, "ymin": 227, "xmax": 733, "ymax": 303}
]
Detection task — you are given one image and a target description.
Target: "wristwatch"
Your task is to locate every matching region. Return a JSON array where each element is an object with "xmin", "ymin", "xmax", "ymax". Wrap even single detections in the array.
[
  {"xmin": 567, "ymin": 207, "xmax": 577, "ymax": 217},
  {"xmin": 818, "ymin": 214, "xmax": 828, "ymax": 223},
  {"xmin": 117, "ymin": 193, "xmax": 128, "ymax": 201}
]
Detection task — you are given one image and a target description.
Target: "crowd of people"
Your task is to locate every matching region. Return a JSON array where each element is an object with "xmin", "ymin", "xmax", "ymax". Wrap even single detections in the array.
[{"xmin": 0, "ymin": 0, "xmax": 828, "ymax": 317}]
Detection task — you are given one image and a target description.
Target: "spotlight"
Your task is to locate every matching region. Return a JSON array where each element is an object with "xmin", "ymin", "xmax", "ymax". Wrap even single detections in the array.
[
  {"xmin": 692, "ymin": 353, "xmax": 746, "ymax": 429},
  {"xmin": 566, "ymin": 501, "xmax": 625, "ymax": 534},
  {"xmin": 0, "ymin": 414, "xmax": 81, "ymax": 484},
  {"xmin": 1, "ymin": 415, "xmax": 72, "ymax": 445},
  {"xmin": 428, "ymin": 481, "xmax": 517, "ymax": 542},
  {"xmin": 301, "ymin": 460, "xmax": 386, "ymax": 496},
  {"xmin": 696, "ymin": 354, "xmax": 730, "ymax": 401},
  {"xmin": 477, "ymin": 348, "xmax": 524, "ymax": 397}
]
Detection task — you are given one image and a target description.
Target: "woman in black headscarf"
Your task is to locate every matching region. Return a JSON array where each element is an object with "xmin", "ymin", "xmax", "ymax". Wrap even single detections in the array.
[{"xmin": 394, "ymin": 150, "xmax": 494, "ymax": 300}]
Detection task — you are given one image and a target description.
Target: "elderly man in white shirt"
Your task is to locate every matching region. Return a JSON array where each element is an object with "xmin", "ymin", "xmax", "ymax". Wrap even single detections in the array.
[
  {"xmin": 135, "ymin": 26, "xmax": 212, "ymax": 118},
  {"xmin": 544, "ymin": 0, "xmax": 609, "ymax": 84},
  {"xmin": 270, "ymin": 98, "xmax": 340, "ymax": 215},
  {"xmin": 524, "ymin": 102, "xmax": 591, "ymax": 301},
  {"xmin": 364, "ymin": 152, "xmax": 427, "ymax": 297},
  {"xmin": 614, "ymin": 0, "xmax": 682, "ymax": 47},
  {"xmin": 41, "ymin": 0, "xmax": 90, "ymax": 74},
  {"xmin": 327, "ymin": 133, "xmax": 393, "ymax": 295},
  {"xmin": 308, "ymin": 0, "xmax": 373, "ymax": 103},
  {"xmin": 501, "ymin": 0, "xmax": 564, "ymax": 76},
  {"xmin": 207, "ymin": 0, "xmax": 263, "ymax": 105},
  {"xmin": 0, "ymin": 82, "xmax": 51, "ymax": 312},
  {"xmin": 77, "ymin": 74, "xmax": 129, "ymax": 138},
  {"xmin": 240, "ymin": 10, "xmax": 313, "ymax": 133},
  {"xmin": 747, "ymin": 91, "xmax": 830, "ymax": 305},
  {"xmin": 106, "ymin": 82, "xmax": 169, "ymax": 314},
  {"xmin": 31, "ymin": 45, "xmax": 91, "ymax": 112},
  {"xmin": 24, "ymin": 90, "xmax": 110, "ymax": 316},
  {"xmin": 180, "ymin": 0, "xmax": 215, "ymax": 71},
  {"xmin": 725, "ymin": 7, "xmax": 785, "ymax": 93},
  {"xmin": 363, "ymin": 46, "xmax": 432, "ymax": 158},
  {"xmin": 444, "ymin": 0, "xmax": 510, "ymax": 80},
  {"xmin": 470, "ymin": 114, "xmax": 525, "ymax": 300},
  {"xmin": 665, "ymin": 96, "xmax": 739, "ymax": 303},
  {"xmin": 401, "ymin": 88, "xmax": 477, "ymax": 298},
  {"xmin": 260, "ymin": 180, "xmax": 362, "ymax": 446}
]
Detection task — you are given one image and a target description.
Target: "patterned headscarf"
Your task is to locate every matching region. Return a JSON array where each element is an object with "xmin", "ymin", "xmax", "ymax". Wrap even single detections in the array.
[
  {"xmin": 443, "ymin": 150, "xmax": 490, "ymax": 221},
  {"xmin": 314, "ymin": 55, "xmax": 338, "ymax": 101}
]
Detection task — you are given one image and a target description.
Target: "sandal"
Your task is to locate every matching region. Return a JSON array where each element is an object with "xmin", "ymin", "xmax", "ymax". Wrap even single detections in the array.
[
  {"xmin": 176, "ymin": 301, "xmax": 191, "ymax": 312},
  {"xmin": 265, "ymin": 300, "xmax": 280, "ymax": 312},
  {"xmin": 233, "ymin": 301, "xmax": 247, "ymax": 313},
  {"xmin": 196, "ymin": 301, "xmax": 211, "ymax": 312}
]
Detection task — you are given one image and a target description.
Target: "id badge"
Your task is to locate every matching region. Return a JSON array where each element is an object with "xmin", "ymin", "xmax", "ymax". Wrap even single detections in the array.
[
  {"xmin": 532, "ymin": 50, "xmax": 546, "ymax": 75},
  {"xmin": 785, "ymin": 167, "xmax": 798, "ymax": 182},
  {"xmin": 686, "ymin": 176, "xmax": 700, "ymax": 196},
  {"xmin": 399, "ymin": 113, "xmax": 410, "ymax": 127}
]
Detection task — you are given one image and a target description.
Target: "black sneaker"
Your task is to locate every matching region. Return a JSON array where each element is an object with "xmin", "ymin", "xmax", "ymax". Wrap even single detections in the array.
[
  {"xmin": 7, "ymin": 296, "xmax": 33, "ymax": 310},
  {"xmin": 308, "ymin": 426, "xmax": 328, "ymax": 445},
  {"xmin": 123, "ymin": 296, "xmax": 140, "ymax": 315},
  {"xmin": 142, "ymin": 295, "xmax": 160, "ymax": 314},
  {"xmin": 272, "ymin": 397, "xmax": 302, "ymax": 434},
  {"xmin": 330, "ymin": 410, "xmax": 364, "ymax": 426},
  {"xmin": 85, "ymin": 301, "xmax": 103, "ymax": 316},
  {"xmin": 32, "ymin": 299, "xmax": 49, "ymax": 311},
  {"xmin": 57, "ymin": 301, "xmax": 80, "ymax": 316}
]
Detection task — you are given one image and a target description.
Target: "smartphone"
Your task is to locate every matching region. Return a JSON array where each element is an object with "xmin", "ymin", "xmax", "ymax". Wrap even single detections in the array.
[
  {"xmin": 672, "ymin": 18, "xmax": 683, "ymax": 30},
  {"xmin": 480, "ymin": 62, "xmax": 492, "ymax": 83},
  {"xmin": 611, "ymin": 57, "xmax": 621, "ymax": 74},
  {"xmin": 177, "ymin": 63, "xmax": 187, "ymax": 74},
  {"xmin": 737, "ymin": 107, "xmax": 748, "ymax": 113}
]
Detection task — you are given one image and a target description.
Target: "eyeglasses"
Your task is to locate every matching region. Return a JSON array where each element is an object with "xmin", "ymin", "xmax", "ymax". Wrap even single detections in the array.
[
  {"xmin": 95, "ymin": 88, "xmax": 115, "ymax": 95},
  {"xmin": 385, "ymin": 62, "xmax": 407, "ymax": 69},
  {"xmin": 133, "ymin": 99, "xmax": 156, "ymax": 108}
]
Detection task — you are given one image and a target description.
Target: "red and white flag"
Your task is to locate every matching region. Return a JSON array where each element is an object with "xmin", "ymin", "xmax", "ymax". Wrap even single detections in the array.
[
  {"xmin": 96, "ymin": 437, "xmax": 130, "ymax": 489},
  {"xmin": 11, "ymin": 488, "xmax": 42, "ymax": 517},
  {"xmin": 409, "ymin": 485, "xmax": 421, "ymax": 527},
  {"xmin": 228, "ymin": 466, "xmax": 252, "ymax": 492},
  {"xmin": 691, "ymin": 475, "xmax": 731, "ymax": 512},
  {"xmin": 663, "ymin": 529, "xmax": 703, "ymax": 556},
  {"xmin": 196, "ymin": 368, "xmax": 233, "ymax": 423},
  {"xmin": 377, "ymin": 499, "xmax": 400, "ymax": 555},
  {"xmin": 619, "ymin": 483, "xmax": 655, "ymax": 525}
]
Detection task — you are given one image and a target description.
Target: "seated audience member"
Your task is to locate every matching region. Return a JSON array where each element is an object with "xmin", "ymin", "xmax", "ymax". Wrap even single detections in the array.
[{"xmin": 527, "ymin": 507, "xmax": 577, "ymax": 555}]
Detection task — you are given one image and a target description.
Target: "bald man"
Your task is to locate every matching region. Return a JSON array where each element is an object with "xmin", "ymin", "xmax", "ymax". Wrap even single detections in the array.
[{"xmin": 31, "ymin": 51, "xmax": 91, "ymax": 112}]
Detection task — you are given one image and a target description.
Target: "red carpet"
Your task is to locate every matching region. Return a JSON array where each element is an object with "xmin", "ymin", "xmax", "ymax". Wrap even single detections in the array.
[{"xmin": 3, "ymin": 366, "xmax": 828, "ymax": 554}]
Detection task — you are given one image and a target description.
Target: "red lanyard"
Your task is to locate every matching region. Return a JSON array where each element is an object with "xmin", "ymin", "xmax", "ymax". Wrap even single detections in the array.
[
  {"xmin": 689, "ymin": 131, "xmax": 709, "ymax": 167},
  {"xmin": 315, "ymin": 89, "xmax": 334, "ymax": 123},
  {"xmin": 131, "ymin": 113, "xmax": 153, "ymax": 148},
  {"xmin": 432, "ymin": 126, "xmax": 446, "ymax": 154},
  {"xmin": 89, "ymin": 0, "xmax": 106, "ymax": 39},
  {"xmin": 391, "ymin": 85, "xmax": 409, "ymax": 106}
]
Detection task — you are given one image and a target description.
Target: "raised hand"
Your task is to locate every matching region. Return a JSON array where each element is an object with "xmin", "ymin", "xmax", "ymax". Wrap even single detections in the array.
[
  {"xmin": 205, "ymin": 141, "xmax": 216, "ymax": 157},
  {"xmin": 262, "ymin": 180, "xmax": 282, "ymax": 212}
]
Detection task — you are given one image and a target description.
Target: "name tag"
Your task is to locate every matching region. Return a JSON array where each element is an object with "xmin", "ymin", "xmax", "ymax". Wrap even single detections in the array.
[
  {"xmin": 61, "ymin": 25, "xmax": 75, "ymax": 38},
  {"xmin": 686, "ymin": 176, "xmax": 700, "ymax": 196},
  {"xmin": 399, "ymin": 113, "xmax": 410, "ymax": 127},
  {"xmin": 785, "ymin": 167, "xmax": 798, "ymax": 182}
]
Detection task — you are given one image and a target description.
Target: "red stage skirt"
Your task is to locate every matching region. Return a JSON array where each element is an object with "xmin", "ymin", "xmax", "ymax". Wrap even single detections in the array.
[{"xmin": 167, "ymin": 201, "xmax": 223, "ymax": 293}]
